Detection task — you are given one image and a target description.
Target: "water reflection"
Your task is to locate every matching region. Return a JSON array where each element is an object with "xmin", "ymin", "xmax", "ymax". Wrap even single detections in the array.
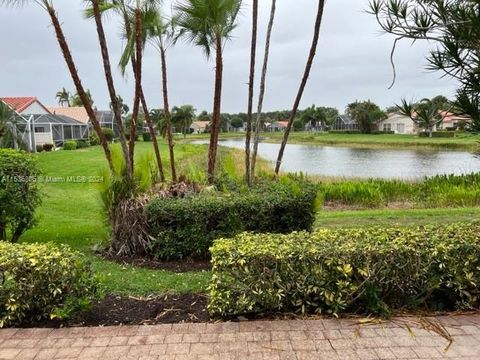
[{"xmin": 192, "ymin": 139, "xmax": 480, "ymax": 179}]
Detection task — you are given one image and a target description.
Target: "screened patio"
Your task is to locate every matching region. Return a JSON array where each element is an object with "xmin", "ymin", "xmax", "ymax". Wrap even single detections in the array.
[{"xmin": 30, "ymin": 114, "xmax": 89, "ymax": 147}]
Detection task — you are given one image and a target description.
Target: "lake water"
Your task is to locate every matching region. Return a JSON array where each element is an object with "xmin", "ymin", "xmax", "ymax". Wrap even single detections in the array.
[{"xmin": 192, "ymin": 139, "xmax": 480, "ymax": 179}]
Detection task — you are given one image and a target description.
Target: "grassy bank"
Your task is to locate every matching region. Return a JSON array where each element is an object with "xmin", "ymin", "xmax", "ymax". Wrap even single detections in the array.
[{"xmin": 186, "ymin": 131, "xmax": 480, "ymax": 150}]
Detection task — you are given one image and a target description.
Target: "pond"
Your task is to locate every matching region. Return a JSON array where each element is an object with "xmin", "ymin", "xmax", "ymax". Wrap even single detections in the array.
[{"xmin": 192, "ymin": 139, "xmax": 480, "ymax": 179}]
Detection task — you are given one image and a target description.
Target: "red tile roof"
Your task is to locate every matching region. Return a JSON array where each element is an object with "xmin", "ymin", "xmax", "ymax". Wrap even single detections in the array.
[{"xmin": 0, "ymin": 97, "xmax": 51, "ymax": 114}]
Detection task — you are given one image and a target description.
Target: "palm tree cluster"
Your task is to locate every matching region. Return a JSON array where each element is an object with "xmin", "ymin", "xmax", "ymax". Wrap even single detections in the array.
[{"xmin": 2, "ymin": 0, "xmax": 328, "ymax": 185}]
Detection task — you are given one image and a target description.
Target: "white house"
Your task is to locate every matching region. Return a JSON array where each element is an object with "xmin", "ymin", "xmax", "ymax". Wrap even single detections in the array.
[
  {"xmin": 377, "ymin": 113, "xmax": 417, "ymax": 134},
  {"xmin": 190, "ymin": 121, "xmax": 209, "ymax": 134}
]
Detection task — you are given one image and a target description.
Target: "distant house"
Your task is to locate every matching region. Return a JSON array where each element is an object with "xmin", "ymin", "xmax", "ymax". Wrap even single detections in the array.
[
  {"xmin": 438, "ymin": 111, "xmax": 471, "ymax": 130},
  {"xmin": 1, "ymin": 97, "xmax": 89, "ymax": 150},
  {"xmin": 265, "ymin": 120, "xmax": 289, "ymax": 132},
  {"xmin": 377, "ymin": 113, "xmax": 417, "ymax": 134},
  {"xmin": 332, "ymin": 115, "xmax": 358, "ymax": 131},
  {"xmin": 190, "ymin": 121, "xmax": 209, "ymax": 134},
  {"xmin": 48, "ymin": 106, "xmax": 90, "ymax": 124}
]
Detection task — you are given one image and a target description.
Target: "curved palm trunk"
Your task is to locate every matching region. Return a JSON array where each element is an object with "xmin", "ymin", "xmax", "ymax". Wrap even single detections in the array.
[
  {"xmin": 251, "ymin": 0, "xmax": 276, "ymax": 177},
  {"xmin": 160, "ymin": 44, "xmax": 177, "ymax": 182},
  {"xmin": 91, "ymin": 0, "xmax": 132, "ymax": 179},
  {"xmin": 207, "ymin": 35, "xmax": 224, "ymax": 184},
  {"xmin": 275, "ymin": 0, "xmax": 325, "ymax": 176},
  {"xmin": 140, "ymin": 89, "xmax": 165, "ymax": 182},
  {"xmin": 45, "ymin": 4, "xmax": 114, "ymax": 172},
  {"xmin": 245, "ymin": 0, "xmax": 258, "ymax": 186}
]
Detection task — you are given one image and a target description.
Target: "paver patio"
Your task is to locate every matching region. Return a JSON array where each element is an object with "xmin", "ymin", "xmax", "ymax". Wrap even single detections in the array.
[{"xmin": 1, "ymin": 315, "xmax": 480, "ymax": 359}]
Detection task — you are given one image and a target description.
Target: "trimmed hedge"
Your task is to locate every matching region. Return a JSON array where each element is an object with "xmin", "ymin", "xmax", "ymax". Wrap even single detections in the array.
[
  {"xmin": 145, "ymin": 180, "xmax": 319, "ymax": 260},
  {"xmin": 208, "ymin": 222, "xmax": 480, "ymax": 318},
  {"xmin": 63, "ymin": 140, "xmax": 77, "ymax": 150},
  {"xmin": 433, "ymin": 131, "xmax": 456, "ymax": 138},
  {"xmin": 0, "ymin": 242, "xmax": 98, "ymax": 327}
]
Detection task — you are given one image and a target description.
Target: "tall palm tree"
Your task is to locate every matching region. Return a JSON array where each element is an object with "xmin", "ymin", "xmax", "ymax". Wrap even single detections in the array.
[
  {"xmin": 117, "ymin": 0, "xmax": 165, "ymax": 182},
  {"xmin": 251, "ymin": 0, "xmax": 276, "ymax": 178},
  {"xmin": 275, "ymin": 0, "xmax": 326, "ymax": 176},
  {"xmin": 144, "ymin": 7, "xmax": 177, "ymax": 182},
  {"xmin": 0, "ymin": 0, "xmax": 114, "ymax": 171},
  {"xmin": 244, "ymin": 0, "xmax": 258, "ymax": 186},
  {"xmin": 87, "ymin": 0, "xmax": 133, "ymax": 180},
  {"xmin": 55, "ymin": 87, "xmax": 71, "ymax": 107},
  {"xmin": 175, "ymin": 0, "xmax": 241, "ymax": 184}
]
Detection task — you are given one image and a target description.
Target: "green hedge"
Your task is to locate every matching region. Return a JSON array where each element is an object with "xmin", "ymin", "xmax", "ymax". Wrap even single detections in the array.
[
  {"xmin": 145, "ymin": 180, "xmax": 319, "ymax": 260},
  {"xmin": 433, "ymin": 131, "xmax": 456, "ymax": 138},
  {"xmin": 0, "ymin": 242, "xmax": 98, "ymax": 327},
  {"xmin": 208, "ymin": 222, "xmax": 480, "ymax": 318},
  {"xmin": 63, "ymin": 140, "xmax": 77, "ymax": 150}
]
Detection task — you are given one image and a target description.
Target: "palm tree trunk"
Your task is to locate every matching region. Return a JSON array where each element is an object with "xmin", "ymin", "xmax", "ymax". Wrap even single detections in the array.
[
  {"xmin": 160, "ymin": 44, "xmax": 177, "ymax": 182},
  {"xmin": 45, "ymin": 3, "xmax": 114, "ymax": 173},
  {"xmin": 252, "ymin": 0, "xmax": 276, "ymax": 177},
  {"xmin": 275, "ymin": 0, "xmax": 325, "ymax": 176},
  {"xmin": 207, "ymin": 34, "xmax": 224, "ymax": 184},
  {"xmin": 140, "ymin": 89, "xmax": 165, "ymax": 182},
  {"xmin": 91, "ymin": 0, "xmax": 132, "ymax": 179},
  {"xmin": 245, "ymin": 0, "xmax": 258, "ymax": 186}
]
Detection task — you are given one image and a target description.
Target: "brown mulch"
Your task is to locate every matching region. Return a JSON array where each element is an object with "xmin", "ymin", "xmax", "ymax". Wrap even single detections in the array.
[
  {"xmin": 23, "ymin": 294, "xmax": 209, "ymax": 328},
  {"xmin": 101, "ymin": 254, "xmax": 211, "ymax": 273}
]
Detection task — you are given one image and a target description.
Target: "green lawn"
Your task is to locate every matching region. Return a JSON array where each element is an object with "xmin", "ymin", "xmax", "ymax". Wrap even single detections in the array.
[
  {"xmin": 19, "ymin": 140, "xmax": 480, "ymax": 296},
  {"xmin": 186, "ymin": 131, "xmax": 480, "ymax": 150}
]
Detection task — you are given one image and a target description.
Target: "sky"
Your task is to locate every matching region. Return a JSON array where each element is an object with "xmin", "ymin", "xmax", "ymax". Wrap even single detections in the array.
[{"xmin": 0, "ymin": 0, "xmax": 458, "ymax": 114}]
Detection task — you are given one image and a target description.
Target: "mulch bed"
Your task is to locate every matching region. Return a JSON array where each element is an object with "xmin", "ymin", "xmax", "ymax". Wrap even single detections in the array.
[
  {"xmin": 23, "ymin": 294, "xmax": 210, "ymax": 328},
  {"xmin": 102, "ymin": 254, "xmax": 211, "ymax": 273}
]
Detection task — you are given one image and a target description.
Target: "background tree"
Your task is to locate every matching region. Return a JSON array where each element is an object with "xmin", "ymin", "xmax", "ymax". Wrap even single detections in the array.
[
  {"xmin": 346, "ymin": 100, "xmax": 386, "ymax": 133},
  {"xmin": 275, "ymin": 0, "xmax": 326, "ymax": 176},
  {"xmin": 300, "ymin": 105, "xmax": 327, "ymax": 130},
  {"xmin": 175, "ymin": 0, "xmax": 241, "ymax": 183},
  {"xmin": 251, "ymin": 0, "xmax": 276, "ymax": 179},
  {"xmin": 144, "ymin": 4, "xmax": 177, "ymax": 181},
  {"xmin": 230, "ymin": 117, "xmax": 243, "ymax": 130},
  {"xmin": 71, "ymin": 90, "xmax": 94, "ymax": 107},
  {"xmin": 197, "ymin": 110, "xmax": 210, "ymax": 122},
  {"xmin": 397, "ymin": 98, "xmax": 447, "ymax": 137},
  {"xmin": 55, "ymin": 87, "xmax": 71, "ymax": 107},
  {"xmin": 369, "ymin": 0, "xmax": 480, "ymax": 131},
  {"xmin": 110, "ymin": 95, "xmax": 129, "ymax": 115},
  {"xmin": 0, "ymin": 102, "xmax": 24, "ymax": 150},
  {"xmin": 171, "ymin": 105, "xmax": 196, "ymax": 138}
]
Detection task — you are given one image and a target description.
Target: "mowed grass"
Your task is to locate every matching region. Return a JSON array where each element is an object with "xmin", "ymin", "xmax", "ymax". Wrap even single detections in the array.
[
  {"xmin": 20, "ymin": 139, "xmax": 480, "ymax": 296},
  {"xmin": 187, "ymin": 131, "xmax": 480, "ymax": 150}
]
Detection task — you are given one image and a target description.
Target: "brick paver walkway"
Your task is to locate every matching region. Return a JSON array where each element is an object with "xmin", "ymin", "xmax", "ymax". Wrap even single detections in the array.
[{"xmin": 1, "ymin": 315, "xmax": 480, "ymax": 359}]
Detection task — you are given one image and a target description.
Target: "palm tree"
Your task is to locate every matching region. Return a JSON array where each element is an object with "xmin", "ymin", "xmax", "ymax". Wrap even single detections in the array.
[
  {"xmin": 0, "ymin": 1, "xmax": 114, "ymax": 172},
  {"xmin": 397, "ymin": 98, "xmax": 448, "ymax": 137},
  {"xmin": 0, "ymin": 101, "xmax": 24, "ymax": 149},
  {"xmin": 175, "ymin": 0, "xmax": 241, "ymax": 184},
  {"xmin": 55, "ymin": 87, "xmax": 71, "ymax": 107},
  {"xmin": 144, "ymin": 6, "xmax": 177, "ymax": 182},
  {"xmin": 110, "ymin": 95, "xmax": 129, "ymax": 115},
  {"xmin": 275, "ymin": 0, "xmax": 326, "ymax": 176},
  {"xmin": 87, "ymin": 0, "xmax": 133, "ymax": 180},
  {"xmin": 244, "ymin": 0, "xmax": 258, "ymax": 186},
  {"xmin": 171, "ymin": 105, "xmax": 196, "ymax": 138},
  {"xmin": 117, "ymin": 0, "xmax": 165, "ymax": 182},
  {"xmin": 251, "ymin": 0, "xmax": 276, "ymax": 178}
]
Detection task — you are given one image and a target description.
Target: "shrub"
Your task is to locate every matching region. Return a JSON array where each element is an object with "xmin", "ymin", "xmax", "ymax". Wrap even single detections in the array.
[
  {"xmin": 0, "ymin": 149, "xmax": 41, "ymax": 242},
  {"xmin": 0, "ymin": 242, "xmax": 98, "ymax": 327},
  {"xmin": 208, "ymin": 222, "xmax": 480, "ymax": 318},
  {"xmin": 43, "ymin": 143, "xmax": 54, "ymax": 152},
  {"xmin": 145, "ymin": 179, "xmax": 319, "ymax": 260},
  {"xmin": 432, "ymin": 131, "xmax": 456, "ymax": 138},
  {"xmin": 76, "ymin": 139, "xmax": 90, "ymax": 148},
  {"xmin": 142, "ymin": 132, "xmax": 152, "ymax": 142},
  {"xmin": 63, "ymin": 140, "xmax": 77, "ymax": 150},
  {"xmin": 35, "ymin": 144, "xmax": 44, "ymax": 152},
  {"xmin": 101, "ymin": 127, "xmax": 114, "ymax": 141},
  {"xmin": 89, "ymin": 133, "xmax": 100, "ymax": 146}
]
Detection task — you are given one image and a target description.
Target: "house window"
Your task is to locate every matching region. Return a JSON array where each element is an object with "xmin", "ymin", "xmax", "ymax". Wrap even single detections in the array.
[
  {"xmin": 383, "ymin": 124, "xmax": 392, "ymax": 132},
  {"xmin": 396, "ymin": 123, "xmax": 405, "ymax": 133}
]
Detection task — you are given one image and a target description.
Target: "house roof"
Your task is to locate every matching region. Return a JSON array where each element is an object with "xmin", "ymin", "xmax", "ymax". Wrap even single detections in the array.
[
  {"xmin": 31, "ymin": 114, "xmax": 88, "ymax": 126},
  {"xmin": 48, "ymin": 106, "xmax": 90, "ymax": 124},
  {"xmin": 336, "ymin": 115, "xmax": 356, "ymax": 125},
  {"xmin": 440, "ymin": 111, "xmax": 471, "ymax": 124},
  {"xmin": 276, "ymin": 121, "xmax": 289, "ymax": 128},
  {"xmin": 1, "ymin": 97, "xmax": 51, "ymax": 114},
  {"xmin": 191, "ymin": 121, "xmax": 209, "ymax": 129}
]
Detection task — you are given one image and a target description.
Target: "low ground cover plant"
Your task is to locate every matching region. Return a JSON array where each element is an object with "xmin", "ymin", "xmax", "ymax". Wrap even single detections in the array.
[
  {"xmin": 0, "ymin": 149, "xmax": 41, "ymax": 242},
  {"xmin": 209, "ymin": 222, "xmax": 480, "ymax": 318},
  {"xmin": 145, "ymin": 178, "xmax": 320, "ymax": 260},
  {"xmin": 0, "ymin": 242, "xmax": 98, "ymax": 328}
]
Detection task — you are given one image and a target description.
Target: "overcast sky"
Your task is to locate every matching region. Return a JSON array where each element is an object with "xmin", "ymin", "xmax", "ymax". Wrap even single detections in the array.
[{"xmin": 0, "ymin": 0, "xmax": 457, "ymax": 114}]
